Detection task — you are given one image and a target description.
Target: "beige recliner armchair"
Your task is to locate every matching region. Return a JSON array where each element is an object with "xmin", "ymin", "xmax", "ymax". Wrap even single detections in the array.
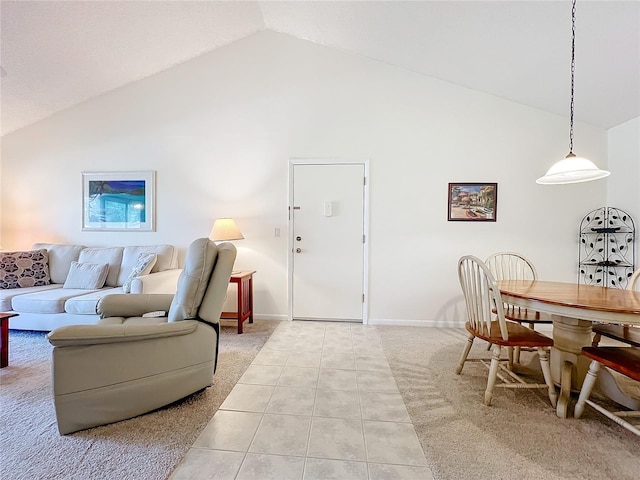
[{"xmin": 46, "ymin": 238, "xmax": 236, "ymax": 435}]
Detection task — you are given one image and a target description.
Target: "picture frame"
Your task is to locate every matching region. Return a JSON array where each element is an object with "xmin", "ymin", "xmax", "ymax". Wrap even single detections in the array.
[
  {"xmin": 82, "ymin": 171, "xmax": 155, "ymax": 231},
  {"xmin": 448, "ymin": 182, "xmax": 497, "ymax": 222}
]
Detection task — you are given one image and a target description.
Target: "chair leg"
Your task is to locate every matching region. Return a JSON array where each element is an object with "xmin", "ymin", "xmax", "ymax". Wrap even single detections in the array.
[
  {"xmin": 591, "ymin": 332, "xmax": 602, "ymax": 347},
  {"xmin": 455, "ymin": 333, "xmax": 475, "ymax": 374},
  {"xmin": 505, "ymin": 346, "xmax": 514, "ymax": 370},
  {"xmin": 484, "ymin": 344, "xmax": 501, "ymax": 406},
  {"xmin": 537, "ymin": 347, "xmax": 558, "ymax": 408},
  {"xmin": 513, "ymin": 346, "xmax": 521, "ymax": 365},
  {"xmin": 575, "ymin": 360, "xmax": 601, "ymax": 418}
]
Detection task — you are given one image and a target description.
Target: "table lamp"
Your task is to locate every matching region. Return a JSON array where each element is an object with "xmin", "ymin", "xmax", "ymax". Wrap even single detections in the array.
[
  {"xmin": 209, "ymin": 218, "xmax": 244, "ymax": 242},
  {"xmin": 209, "ymin": 218, "xmax": 244, "ymax": 274}
]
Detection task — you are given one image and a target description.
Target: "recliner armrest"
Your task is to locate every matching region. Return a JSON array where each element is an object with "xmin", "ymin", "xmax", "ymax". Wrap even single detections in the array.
[
  {"xmin": 47, "ymin": 321, "xmax": 198, "ymax": 347},
  {"xmin": 97, "ymin": 293, "xmax": 174, "ymax": 318}
]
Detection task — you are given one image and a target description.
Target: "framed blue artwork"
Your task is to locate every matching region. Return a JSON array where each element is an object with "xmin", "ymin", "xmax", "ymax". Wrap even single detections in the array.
[{"xmin": 82, "ymin": 171, "xmax": 155, "ymax": 231}]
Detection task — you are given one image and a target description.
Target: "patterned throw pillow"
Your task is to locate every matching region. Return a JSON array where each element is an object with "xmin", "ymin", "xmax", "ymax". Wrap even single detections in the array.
[
  {"xmin": 122, "ymin": 253, "xmax": 157, "ymax": 293},
  {"xmin": 0, "ymin": 249, "xmax": 51, "ymax": 289}
]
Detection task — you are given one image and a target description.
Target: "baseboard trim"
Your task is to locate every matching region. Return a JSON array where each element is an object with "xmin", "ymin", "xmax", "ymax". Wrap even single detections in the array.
[
  {"xmin": 367, "ymin": 318, "xmax": 465, "ymax": 328},
  {"xmin": 253, "ymin": 314, "xmax": 289, "ymax": 322},
  {"xmin": 250, "ymin": 315, "xmax": 467, "ymax": 328}
]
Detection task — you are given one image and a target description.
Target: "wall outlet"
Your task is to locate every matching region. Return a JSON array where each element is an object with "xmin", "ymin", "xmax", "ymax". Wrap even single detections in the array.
[{"xmin": 274, "ymin": 227, "xmax": 281, "ymax": 237}]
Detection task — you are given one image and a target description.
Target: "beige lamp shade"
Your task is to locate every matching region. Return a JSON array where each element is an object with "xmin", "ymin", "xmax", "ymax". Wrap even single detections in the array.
[{"xmin": 209, "ymin": 218, "xmax": 244, "ymax": 241}]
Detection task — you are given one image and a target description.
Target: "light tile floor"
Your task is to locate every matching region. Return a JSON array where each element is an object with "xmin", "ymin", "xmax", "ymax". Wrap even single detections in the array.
[{"xmin": 170, "ymin": 321, "xmax": 435, "ymax": 480}]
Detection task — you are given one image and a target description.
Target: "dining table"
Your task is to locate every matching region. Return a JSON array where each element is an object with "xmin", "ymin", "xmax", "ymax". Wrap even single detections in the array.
[{"xmin": 497, "ymin": 280, "xmax": 640, "ymax": 418}]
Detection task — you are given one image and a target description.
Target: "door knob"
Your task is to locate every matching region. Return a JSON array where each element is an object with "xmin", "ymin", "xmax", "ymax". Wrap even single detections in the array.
[
  {"xmin": 296, "ymin": 236, "xmax": 302, "ymax": 241},
  {"xmin": 295, "ymin": 248, "xmax": 302, "ymax": 253}
]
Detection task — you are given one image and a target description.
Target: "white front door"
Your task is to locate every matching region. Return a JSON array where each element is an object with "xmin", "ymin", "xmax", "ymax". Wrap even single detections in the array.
[{"xmin": 289, "ymin": 161, "xmax": 367, "ymax": 322}]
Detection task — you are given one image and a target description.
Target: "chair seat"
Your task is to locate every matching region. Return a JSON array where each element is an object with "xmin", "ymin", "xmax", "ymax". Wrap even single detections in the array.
[
  {"xmin": 465, "ymin": 320, "xmax": 554, "ymax": 348},
  {"xmin": 504, "ymin": 305, "xmax": 553, "ymax": 324},
  {"xmin": 592, "ymin": 324, "xmax": 640, "ymax": 347},
  {"xmin": 582, "ymin": 346, "xmax": 640, "ymax": 382}
]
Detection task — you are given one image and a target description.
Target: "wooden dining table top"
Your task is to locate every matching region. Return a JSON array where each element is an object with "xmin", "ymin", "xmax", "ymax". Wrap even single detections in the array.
[{"xmin": 497, "ymin": 280, "xmax": 640, "ymax": 316}]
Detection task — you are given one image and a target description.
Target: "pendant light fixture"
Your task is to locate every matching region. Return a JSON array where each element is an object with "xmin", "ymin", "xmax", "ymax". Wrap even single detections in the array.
[{"xmin": 536, "ymin": 0, "xmax": 610, "ymax": 185}]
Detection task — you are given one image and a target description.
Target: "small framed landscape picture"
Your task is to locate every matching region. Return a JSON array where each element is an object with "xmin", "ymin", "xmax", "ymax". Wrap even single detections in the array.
[
  {"xmin": 448, "ymin": 182, "xmax": 497, "ymax": 222},
  {"xmin": 82, "ymin": 171, "xmax": 155, "ymax": 231}
]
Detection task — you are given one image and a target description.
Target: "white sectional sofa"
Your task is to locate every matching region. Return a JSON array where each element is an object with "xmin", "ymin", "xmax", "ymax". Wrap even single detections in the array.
[{"xmin": 0, "ymin": 243, "xmax": 181, "ymax": 331}]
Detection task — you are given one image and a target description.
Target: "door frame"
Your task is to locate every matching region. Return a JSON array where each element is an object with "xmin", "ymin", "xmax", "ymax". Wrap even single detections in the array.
[{"xmin": 288, "ymin": 158, "xmax": 370, "ymax": 324}]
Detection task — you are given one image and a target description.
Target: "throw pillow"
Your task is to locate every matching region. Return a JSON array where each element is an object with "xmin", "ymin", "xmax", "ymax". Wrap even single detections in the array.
[
  {"xmin": 122, "ymin": 253, "xmax": 157, "ymax": 293},
  {"xmin": 63, "ymin": 261, "xmax": 109, "ymax": 289},
  {"xmin": 0, "ymin": 249, "xmax": 51, "ymax": 289}
]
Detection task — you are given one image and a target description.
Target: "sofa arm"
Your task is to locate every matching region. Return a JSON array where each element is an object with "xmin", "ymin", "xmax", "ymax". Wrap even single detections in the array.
[
  {"xmin": 130, "ymin": 269, "xmax": 182, "ymax": 294},
  {"xmin": 47, "ymin": 321, "xmax": 198, "ymax": 347},
  {"xmin": 97, "ymin": 294, "xmax": 174, "ymax": 318}
]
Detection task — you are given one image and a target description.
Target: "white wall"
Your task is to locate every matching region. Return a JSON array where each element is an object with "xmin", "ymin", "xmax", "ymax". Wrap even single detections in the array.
[
  {"xmin": 607, "ymin": 117, "xmax": 640, "ymax": 221},
  {"xmin": 607, "ymin": 116, "xmax": 640, "ymax": 278},
  {"xmin": 0, "ymin": 30, "xmax": 609, "ymax": 325}
]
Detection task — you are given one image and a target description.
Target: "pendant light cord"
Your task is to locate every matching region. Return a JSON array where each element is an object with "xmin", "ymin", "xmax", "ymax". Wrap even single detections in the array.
[
  {"xmin": 536, "ymin": 0, "xmax": 610, "ymax": 183},
  {"xmin": 569, "ymin": 0, "xmax": 576, "ymax": 155}
]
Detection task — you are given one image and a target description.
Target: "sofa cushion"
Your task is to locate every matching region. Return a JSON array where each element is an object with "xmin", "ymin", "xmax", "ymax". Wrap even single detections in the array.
[
  {"xmin": 12, "ymin": 288, "xmax": 102, "ymax": 314},
  {"xmin": 122, "ymin": 253, "xmax": 157, "ymax": 294},
  {"xmin": 0, "ymin": 284, "xmax": 62, "ymax": 310},
  {"xmin": 168, "ymin": 239, "xmax": 217, "ymax": 323},
  {"xmin": 117, "ymin": 245, "xmax": 177, "ymax": 286},
  {"xmin": 63, "ymin": 262, "xmax": 109, "ymax": 289},
  {"xmin": 78, "ymin": 247, "xmax": 124, "ymax": 287},
  {"xmin": 64, "ymin": 287, "xmax": 121, "ymax": 315},
  {"xmin": 32, "ymin": 244, "xmax": 85, "ymax": 284},
  {"xmin": 0, "ymin": 249, "xmax": 51, "ymax": 289}
]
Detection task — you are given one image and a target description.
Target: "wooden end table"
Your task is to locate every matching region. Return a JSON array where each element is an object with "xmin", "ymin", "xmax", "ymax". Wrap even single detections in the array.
[
  {"xmin": 1, "ymin": 313, "xmax": 19, "ymax": 368},
  {"xmin": 221, "ymin": 270, "xmax": 255, "ymax": 334}
]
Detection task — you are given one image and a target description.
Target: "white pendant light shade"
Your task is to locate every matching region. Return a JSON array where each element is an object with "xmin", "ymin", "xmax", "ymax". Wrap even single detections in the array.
[
  {"xmin": 536, "ymin": 153, "xmax": 610, "ymax": 185},
  {"xmin": 537, "ymin": 0, "xmax": 611, "ymax": 186}
]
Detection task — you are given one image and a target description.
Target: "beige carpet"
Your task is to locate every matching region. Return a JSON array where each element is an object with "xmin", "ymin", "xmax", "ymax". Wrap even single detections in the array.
[
  {"xmin": 378, "ymin": 326, "xmax": 640, "ymax": 480},
  {"xmin": 0, "ymin": 320, "xmax": 279, "ymax": 480}
]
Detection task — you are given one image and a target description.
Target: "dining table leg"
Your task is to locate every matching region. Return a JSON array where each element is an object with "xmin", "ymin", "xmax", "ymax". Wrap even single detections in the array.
[{"xmin": 550, "ymin": 316, "xmax": 593, "ymax": 418}]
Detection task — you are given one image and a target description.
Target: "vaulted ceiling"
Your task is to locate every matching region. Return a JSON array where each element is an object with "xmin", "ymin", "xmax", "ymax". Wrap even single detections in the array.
[{"xmin": 1, "ymin": 1, "xmax": 638, "ymax": 136}]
